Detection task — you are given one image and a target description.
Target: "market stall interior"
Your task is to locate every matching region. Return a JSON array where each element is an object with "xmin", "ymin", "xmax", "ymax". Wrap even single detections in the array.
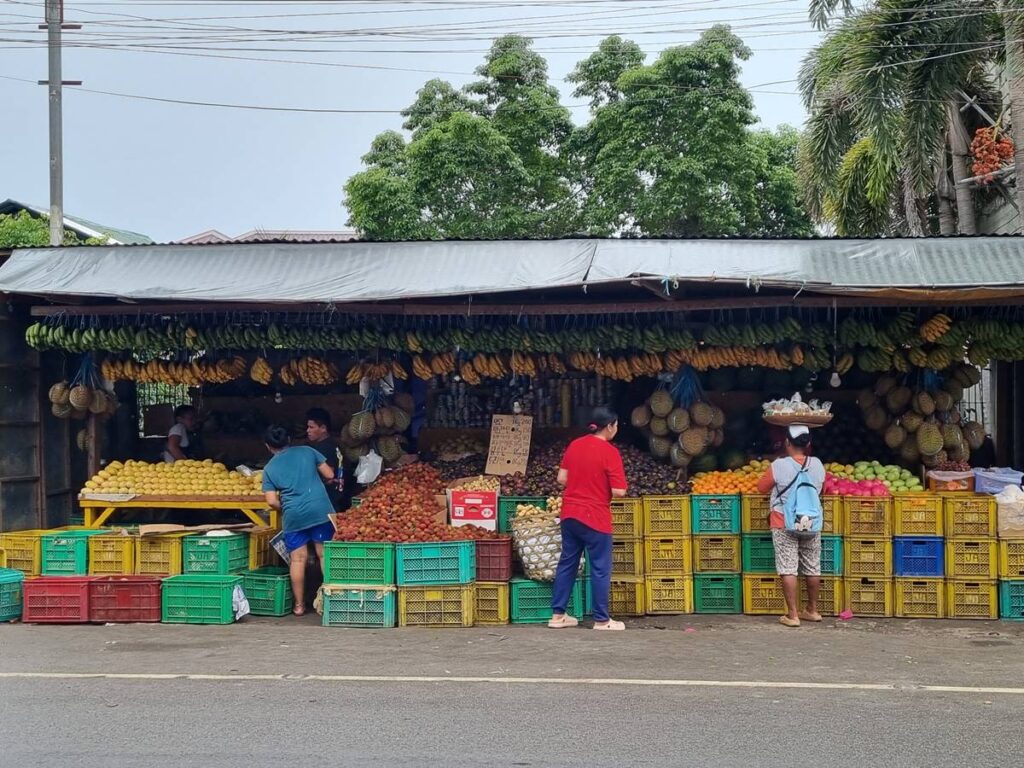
[{"xmin": 2, "ymin": 236, "xmax": 1024, "ymax": 626}]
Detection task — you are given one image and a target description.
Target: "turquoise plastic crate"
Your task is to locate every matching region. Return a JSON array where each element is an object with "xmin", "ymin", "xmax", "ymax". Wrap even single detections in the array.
[
  {"xmin": 498, "ymin": 496, "xmax": 547, "ymax": 533},
  {"xmin": 161, "ymin": 574, "xmax": 241, "ymax": 624},
  {"xmin": 0, "ymin": 568, "xmax": 24, "ymax": 621},
  {"xmin": 694, "ymin": 574, "xmax": 742, "ymax": 614},
  {"xmin": 323, "ymin": 542, "xmax": 396, "ymax": 585},
  {"xmin": 41, "ymin": 530, "xmax": 110, "ymax": 575},
  {"xmin": 395, "ymin": 541, "xmax": 475, "ymax": 586},
  {"xmin": 322, "ymin": 585, "xmax": 396, "ymax": 628},
  {"xmin": 509, "ymin": 577, "xmax": 582, "ymax": 624},
  {"xmin": 740, "ymin": 534, "xmax": 842, "ymax": 575},
  {"xmin": 999, "ymin": 580, "xmax": 1024, "ymax": 621},
  {"xmin": 691, "ymin": 495, "xmax": 741, "ymax": 534},
  {"xmin": 183, "ymin": 533, "xmax": 250, "ymax": 575},
  {"xmin": 242, "ymin": 567, "xmax": 293, "ymax": 617}
]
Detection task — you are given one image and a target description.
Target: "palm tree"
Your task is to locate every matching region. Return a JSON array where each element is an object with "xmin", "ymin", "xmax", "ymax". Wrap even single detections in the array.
[{"xmin": 803, "ymin": 0, "xmax": 1009, "ymax": 234}]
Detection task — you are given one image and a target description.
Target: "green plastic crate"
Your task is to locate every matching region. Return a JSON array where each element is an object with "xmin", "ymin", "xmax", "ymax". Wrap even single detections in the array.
[
  {"xmin": 509, "ymin": 577, "xmax": 582, "ymax": 624},
  {"xmin": 0, "ymin": 568, "xmax": 24, "ymax": 622},
  {"xmin": 41, "ymin": 530, "xmax": 110, "ymax": 576},
  {"xmin": 161, "ymin": 574, "xmax": 241, "ymax": 624},
  {"xmin": 395, "ymin": 541, "xmax": 475, "ymax": 586},
  {"xmin": 498, "ymin": 496, "xmax": 547, "ymax": 533},
  {"xmin": 741, "ymin": 534, "xmax": 842, "ymax": 575},
  {"xmin": 242, "ymin": 567, "xmax": 293, "ymax": 617},
  {"xmin": 183, "ymin": 533, "xmax": 250, "ymax": 575},
  {"xmin": 691, "ymin": 494, "xmax": 741, "ymax": 534},
  {"xmin": 322, "ymin": 585, "xmax": 396, "ymax": 628},
  {"xmin": 694, "ymin": 574, "xmax": 743, "ymax": 614},
  {"xmin": 323, "ymin": 542, "xmax": 396, "ymax": 585}
]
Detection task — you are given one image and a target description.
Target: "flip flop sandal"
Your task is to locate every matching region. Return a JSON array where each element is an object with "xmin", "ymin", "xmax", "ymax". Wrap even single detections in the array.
[
  {"xmin": 779, "ymin": 616, "xmax": 800, "ymax": 628},
  {"xmin": 799, "ymin": 612, "xmax": 823, "ymax": 623},
  {"xmin": 547, "ymin": 615, "xmax": 579, "ymax": 629},
  {"xmin": 593, "ymin": 619, "xmax": 625, "ymax": 631}
]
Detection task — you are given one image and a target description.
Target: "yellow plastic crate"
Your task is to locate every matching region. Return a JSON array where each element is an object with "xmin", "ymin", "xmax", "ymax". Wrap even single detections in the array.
[
  {"xmin": 821, "ymin": 496, "xmax": 843, "ymax": 535},
  {"xmin": 0, "ymin": 529, "xmax": 48, "ymax": 575},
  {"xmin": 88, "ymin": 534, "xmax": 136, "ymax": 575},
  {"xmin": 609, "ymin": 578, "xmax": 646, "ymax": 616},
  {"xmin": 693, "ymin": 535, "xmax": 741, "ymax": 573},
  {"xmin": 0, "ymin": 548, "xmax": 5, "ymax": 568},
  {"xmin": 895, "ymin": 578, "xmax": 945, "ymax": 619},
  {"xmin": 800, "ymin": 576, "xmax": 844, "ymax": 616},
  {"xmin": 249, "ymin": 527, "xmax": 280, "ymax": 570},
  {"xmin": 999, "ymin": 540, "xmax": 1024, "ymax": 579},
  {"xmin": 398, "ymin": 585, "xmax": 474, "ymax": 627},
  {"xmin": 843, "ymin": 497, "xmax": 892, "ymax": 537},
  {"xmin": 642, "ymin": 496, "xmax": 691, "ymax": 537},
  {"xmin": 740, "ymin": 495, "xmax": 771, "ymax": 533},
  {"xmin": 742, "ymin": 574, "xmax": 786, "ymax": 615},
  {"xmin": 893, "ymin": 494, "xmax": 943, "ymax": 536},
  {"xmin": 945, "ymin": 539, "xmax": 998, "ymax": 580},
  {"xmin": 611, "ymin": 498, "xmax": 644, "ymax": 539},
  {"xmin": 611, "ymin": 538, "xmax": 644, "ymax": 578},
  {"xmin": 474, "ymin": 582, "xmax": 510, "ymax": 626},
  {"xmin": 643, "ymin": 536, "xmax": 692, "ymax": 576},
  {"xmin": 946, "ymin": 580, "xmax": 998, "ymax": 620},
  {"xmin": 135, "ymin": 533, "xmax": 194, "ymax": 576},
  {"xmin": 845, "ymin": 538, "xmax": 894, "ymax": 578},
  {"xmin": 845, "ymin": 577, "xmax": 893, "ymax": 617},
  {"xmin": 644, "ymin": 576, "xmax": 693, "ymax": 614},
  {"xmin": 943, "ymin": 495, "xmax": 997, "ymax": 539}
]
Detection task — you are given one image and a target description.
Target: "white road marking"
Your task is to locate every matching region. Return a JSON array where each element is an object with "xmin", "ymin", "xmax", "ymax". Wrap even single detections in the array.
[{"xmin": 0, "ymin": 671, "xmax": 1021, "ymax": 694}]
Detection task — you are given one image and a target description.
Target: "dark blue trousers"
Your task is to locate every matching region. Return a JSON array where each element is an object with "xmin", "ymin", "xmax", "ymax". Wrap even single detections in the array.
[{"xmin": 551, "ymin": 517, "xmax": 613, "ymax": 622}]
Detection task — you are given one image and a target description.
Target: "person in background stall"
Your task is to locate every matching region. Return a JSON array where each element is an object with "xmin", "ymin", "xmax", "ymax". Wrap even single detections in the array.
[
  {"xmin": 549, "ymin": 406, "xmax": 628, "ymax": 631},
  {"xmin": 261, "ymin": 425, "xmax": 337, "ymax": 616},
  {"xmin": 305, "ymin": 408, "xmax": 346, "ymax": 512},
  {"xmin": 756, "ymin": 425, "xmax": 826, "ymax": 627},
  {"xmin": 162, "ymin": 405, "xmax": 198, "ymax": 464}
]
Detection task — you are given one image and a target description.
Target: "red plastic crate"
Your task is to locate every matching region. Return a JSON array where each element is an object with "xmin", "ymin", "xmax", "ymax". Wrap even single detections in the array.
[
  {"xmin": 475, "ymin": 538, "xmax": 513, "ymax": 582},
  {"xmin": 88, "ymin": 576, "xmax": 162, "ymax": 623},
  {"xmin": 22, "ymin": 576, "xmax": 99, "ymax": 623}
]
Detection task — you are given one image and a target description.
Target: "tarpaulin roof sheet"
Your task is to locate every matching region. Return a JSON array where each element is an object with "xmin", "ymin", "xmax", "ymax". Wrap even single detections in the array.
[{"xmin": 1, "ymin": 236, "xmax": 1023, "ymax": 303}]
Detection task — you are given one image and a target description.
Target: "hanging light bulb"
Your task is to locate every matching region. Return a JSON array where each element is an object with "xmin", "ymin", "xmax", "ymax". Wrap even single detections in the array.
[
  {"xmin": 830, "ymin": 371, "xmax": 842, "ymax": 388},
  {"xmin": 274, "ymin": 391, "xmax": 283, "ymax": 404}
]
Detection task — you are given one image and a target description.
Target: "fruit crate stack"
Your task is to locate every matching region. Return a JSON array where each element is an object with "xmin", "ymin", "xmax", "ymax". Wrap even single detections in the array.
[
  {"xmin": 321, "ymin": 541, "xmax": 398, "ymax": 628},
  {"xmin": 993, "ymin": 492, "xmax": 1024, "ymax": 620},
  {"xmin": 475, "ymin": 537, "xmax": 513, "ymax": 625},
  {"xmin": 607, "ymin": 497, "xmax": 646, "ymax": 616},
  {"xmin": 843, "ymin": 494, "xmax": 895, "ymax": 617},
  {"xmin": 946, "ymin": 494, "xmax": 1000, "ymax": 619},
  {"xmin": 395, "ymin": 541, "xmax": 476, "ymax": 627},
  {"xmin": 640, "ymin": 496, "xmax": 691, "ymax": 614},
  {"xmin": 682, "ymin": 493, "xmax": 738, "ymax": 615},
  {"xmin": 893, "ymin": 494, "xmax": 945, "ymax": 619}
]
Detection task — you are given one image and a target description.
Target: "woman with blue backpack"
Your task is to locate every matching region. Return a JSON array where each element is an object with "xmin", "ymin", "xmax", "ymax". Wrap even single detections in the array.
[{"xmin": 756, "ymin": 425, "xmax": 826, "ymax": 627}]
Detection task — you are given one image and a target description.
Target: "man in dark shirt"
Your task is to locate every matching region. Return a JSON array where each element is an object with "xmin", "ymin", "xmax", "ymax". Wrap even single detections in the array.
[{"xmin": 306, "ymin": 408, "xmax": 345, "ymax": 512}]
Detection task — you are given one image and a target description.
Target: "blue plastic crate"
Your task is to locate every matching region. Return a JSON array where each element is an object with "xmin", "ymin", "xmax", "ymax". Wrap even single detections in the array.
[
  {"xmin": 691, "ymin": 495, "xmax": 741, "ymax": 534},
  {"xmin": 0, "ymin": 568, "xmax": 24, "ymax": 622},
  {"xmin": 894, "ymin": 537, "xmax": 945, "ymax": 577},
  {"xmin": 999, "ymin": 580, "xmax": 1024, "ymax": 621},
  {"xmin": 322, "ymin": 585, "xmax": 396, "ymax": 628},
  {"xmin": 395, "ymin": 541, "xmax": 475, "ymax": 586}
]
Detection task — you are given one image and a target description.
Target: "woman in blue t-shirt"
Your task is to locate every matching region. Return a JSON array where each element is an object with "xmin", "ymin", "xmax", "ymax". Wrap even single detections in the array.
[{"xmin": 261, "ymin": 425, "xmax": 337, "ymax": 616}]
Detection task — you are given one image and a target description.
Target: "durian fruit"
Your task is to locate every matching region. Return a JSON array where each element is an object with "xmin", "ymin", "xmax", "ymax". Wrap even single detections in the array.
[
  {"xmin": 392, "ymin": 407, "xmax": 412, "ymax": 432},
  {"xmin": 865, "ymin": 405, "xmax": 888, "ymax": 432},
  {"xmin": 899, "ymin": 439, "xmax": 921, "ymax": 464},
  {"xmin": 933, "ymin": 390, "xmax": 954, "ymax": 413},
  {"xmin": 884, "ymin": 423, "xmax": 907, "ymax": 450},
  {"xmin": 916, "ymin": 422, "xmax": 943, "ymax": 456},
  {"xmin": 680, "ymin": 426, "xmax": 709, "ymax": 456},
  {"xmin": 709, "ymin": 406, "xmax": 726, "ymax": 430},
  {"xmin": 666, "ymin": 408, "xmax": 690, "ymax": 433},
  {"xmin": 912, "ymin": 391, "xmax": 936, "ymax": 417},
  {"xmin": 76, "ymin": 429, "xmax": 88, "ymax": 451},
  {"xmin": 649, "ymin": 435, "xmax": 672, "ymax": 460},
  {"xmin": 52, "ymin": 401, "xmax": 72, "ymax": 419},
  {"xmin": 885, "ymin": 386, "xmax": 912, "ymax": 414},
  {"xmin": 69, "ymin": 384, "xmax": 93, "ymax": 410},
  {"xmin": 350, "ymin": 411, "xmax": 376, "ymax": 441},
  {"xmin": 710, "ymin": 428, "xmax": 725, "ymax": 448},
  {"xmin": 650, "ymin": 390, "xmax": 674, "ymax": 418},
  {"xmin": 858, "ymin": 388, "xmax": 879, "ymax": 411},
  {"xmin": 377, "ymin": 435, "xmax": 403, "ymax": 464},
  {"xmin": 948, "ymin": 442, "xmax": 971, "ymax": 464},
  {"xmin": 690, "ymin": 402, "xmax": 714, "ymax": 428},
  {"xmin": 922, "ymin": 450, "xmax": 948, "ymax": 469},
  {"xmin": 669, "ymin": 443, "xmax": 691, "ymax": 467},
  {"xmin": 943, "ymin": 379, "xmax": 964, "ymax": 402},
  {"xmin": 631, "ymin": 405, "xmax": 652, "ymax": 429},
  {"xmin": 342, "ymin": 444, "xmax": 370, "ymax": 463},
  {"xmin": 48, "ymin": 381, "xmax": 70, "ymax": 405},
  {"xmin": 942, "ymin": 424, "xmax": 964, "ymax": 452},
  {"xmin": 874, "ymin": 375, "xmax": 897, "ymax": 396},
  {"xmin": 901, "ymin": 411, "xmax": 924, "ymax": 434},
  {"xmin": 88, "ymin": 389, "xmax": 108, "ymax": 415},
  {"xmin": 649, "ymin": 417, "xmax": 669, "ymax": 437},
  {"xmin": 963, "ymin": 421, "xmax": 986, "ymax": 450}
]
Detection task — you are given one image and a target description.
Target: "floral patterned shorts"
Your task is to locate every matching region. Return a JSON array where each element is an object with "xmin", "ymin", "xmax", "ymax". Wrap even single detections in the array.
[{"xmin": 771, "ymin": 529, "xmax": 821, "ymax": 576}]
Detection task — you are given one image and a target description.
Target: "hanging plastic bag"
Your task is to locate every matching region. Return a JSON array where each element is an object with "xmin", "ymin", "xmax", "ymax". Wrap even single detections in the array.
[
  {"xmin": 232, "ymin": 584, "xmax": 251, "ymax": 621},
  {"xmin": 356, "ymin": 450, "xmax": 383, "ymax": 485}
]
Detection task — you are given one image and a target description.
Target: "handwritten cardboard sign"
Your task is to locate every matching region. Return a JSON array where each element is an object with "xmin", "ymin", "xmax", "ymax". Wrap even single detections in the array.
[{"xmin": 485, "ymin": 414, "xmax": 533, "ymax": 476}]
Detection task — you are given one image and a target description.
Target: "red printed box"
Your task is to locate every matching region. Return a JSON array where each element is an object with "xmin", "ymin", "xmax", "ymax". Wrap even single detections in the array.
[{"xmin": 449, "ymin": 490, "xmax": 498, "ymax": 531}]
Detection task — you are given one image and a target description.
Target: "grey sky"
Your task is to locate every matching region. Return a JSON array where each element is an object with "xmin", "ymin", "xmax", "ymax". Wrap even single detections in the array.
[{"xmin": 1, "ymin": 0, "xmax": 822, "ymax": 242}]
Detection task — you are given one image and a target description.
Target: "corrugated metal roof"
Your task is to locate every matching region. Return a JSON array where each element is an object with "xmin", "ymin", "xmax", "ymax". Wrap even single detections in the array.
[{"xmin": 0, "ymin": 199, "xmax": 153, "ymax": 245}]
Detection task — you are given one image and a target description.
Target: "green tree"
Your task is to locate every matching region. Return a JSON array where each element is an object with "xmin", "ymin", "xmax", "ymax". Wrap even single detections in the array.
[{"xmin": 0, "ymin": 210, "xmax": 102, "ymax": 247}]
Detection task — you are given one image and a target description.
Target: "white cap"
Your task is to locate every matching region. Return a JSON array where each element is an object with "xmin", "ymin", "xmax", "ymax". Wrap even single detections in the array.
[{"xmin": 788, "ymin": 424, "xmax": 810, "ymax": 439}]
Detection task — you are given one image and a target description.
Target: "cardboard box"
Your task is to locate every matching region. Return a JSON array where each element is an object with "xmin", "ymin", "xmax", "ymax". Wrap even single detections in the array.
[{"xmin": 448, "ymin": 490, "xmax": 498, "ymax": 531}]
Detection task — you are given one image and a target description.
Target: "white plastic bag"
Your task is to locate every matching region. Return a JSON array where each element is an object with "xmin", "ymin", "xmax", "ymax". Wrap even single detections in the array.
[
  {"xmin": 996, "ymin": 485, "xmax": 1024, "ymax": 538},
  {"xmin": 232, "ymin": 584, "xmax": 251, "ymax": 621},
  {"xmin": 356, "ymin": 450, "xmax": 383, "ymax": 485}
]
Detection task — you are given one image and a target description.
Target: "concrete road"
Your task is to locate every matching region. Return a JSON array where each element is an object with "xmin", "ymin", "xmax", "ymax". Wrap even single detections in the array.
[{"xmin": 3, "ymin": 616, "xmax": 1023, "ymax": 767}]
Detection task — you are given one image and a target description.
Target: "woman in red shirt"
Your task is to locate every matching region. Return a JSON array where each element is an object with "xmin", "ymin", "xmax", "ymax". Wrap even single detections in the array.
[{"xmin": 549, "ymin": 407, "xmax": 628, "ymax": 631}]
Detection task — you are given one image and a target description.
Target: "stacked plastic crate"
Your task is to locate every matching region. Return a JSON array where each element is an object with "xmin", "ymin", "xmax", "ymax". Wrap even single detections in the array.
[
  {"xmin": 608, "ymin": 498, "xmax": 646, "ymax": 616},
  {"xmin": 687, "ymin": 494, "xmax": 740, "ymax": 614},
  {"xmin": 740, "ymin": 494, "xmax": 844, "ymax": 616},
  {"xmin": 162, "ymin": 532, "xmax": 255, "ymax": 625},
  {"xmin": 396, "ymin": 541, "xmax": 476, "ymax": 627},
  {"xmin": 321, "ymin": 541, "xmax": 398, "ymax": 628},
  {"xmin": 893, "ymin": 494, "xmax": 946, "ymax": 619},
  {"xmin": 642, "ymin": 496, "xmax": 693, "ymax": 614},
  {"xmin": 944, "ymin": 495, "xmax": 1000, "ymax": 619},
  {"xmin": 843, "ymin": 496, "xmax": 894, "ymax": 617},
  {"xmin": 474, "ymin": 537, "xmax": 513, "ymax": 625}
]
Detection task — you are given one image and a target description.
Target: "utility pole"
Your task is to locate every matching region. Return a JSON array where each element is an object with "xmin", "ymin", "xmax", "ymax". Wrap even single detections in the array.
[{"xmin": 39, "ymin": 0, "xmax": 80, "ymax": 246}]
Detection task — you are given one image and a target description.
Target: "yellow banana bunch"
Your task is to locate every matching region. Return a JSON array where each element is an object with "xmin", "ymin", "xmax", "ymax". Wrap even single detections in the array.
[
  {"xmin": 345, "ymin": 362, "xmax": 365, "ymax": 385},
  {"xmin": 835, "ymin": 353, "xmax": 854, "ymax": 375},
  {"xmin": 250, "ymin": 357, "xmax": 273, "ymax": 385},
  {"xmin": 391, "ymin": 359, "xmax": 408, "ymax": 381},
  {"xmin": 431, "ymin": 353, "xmax": 456, "ymax": 376},
  {"xmin": 664, "ymin": 346, "xmax": 789, "ymax": 373},
  {"xmin": 510, "ymin": 351, "xmax": 538, "ymax": 377},
  {"xmin": 790, "ymin": 344, "xmax": 805, "ymax": 366},
  {"xmin": 412, "ymin": 355, "xmax": 434, "ymax": 381},
  {"xmin": 105, "ymin": 356, "xmax": 246, "ymax": 385},
  {"xmin": 568, "ymin": 351, "xmax": 597, "ymax": 372},
  {"xmin": 892, "ymin": 351, "xmax": 911, "ymax": 374},
  {"xmin": 405, "ymin": 331, "xmax": 423, "ymax": 354},
  {"xmin": 295, "ymin": 356, "xmax": 338, "ymax": 386},
  {"xmin": 548, "ymin": 353, "xmax": 567, "ymax": 374},
  {"xmin": 908, "ymin": 348, "xmax": 929, "ymax": 368},
  {"xmin": 460, "ymin": 361, "xmax": 482, "ymax": 385},
  {"xmin": 921, "ymin": 313, "xmax": 952, "ymax": 342}
]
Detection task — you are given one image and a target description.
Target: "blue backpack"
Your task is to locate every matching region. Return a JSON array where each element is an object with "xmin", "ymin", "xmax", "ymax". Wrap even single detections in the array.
[{"xmin": 779, "ymin": 459, "xmax": 823, "ymax": 535}]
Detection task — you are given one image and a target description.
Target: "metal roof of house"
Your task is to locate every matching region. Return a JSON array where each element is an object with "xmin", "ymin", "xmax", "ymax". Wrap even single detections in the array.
[{"xmin": 0, "ymin": 199, "xmax": 154, "ymax": 245}]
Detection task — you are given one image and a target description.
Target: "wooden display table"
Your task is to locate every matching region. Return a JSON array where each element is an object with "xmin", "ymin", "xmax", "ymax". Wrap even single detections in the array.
[{"xmin": 78, "ymin": 495, "xmax": 279, "ymax": 529}]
